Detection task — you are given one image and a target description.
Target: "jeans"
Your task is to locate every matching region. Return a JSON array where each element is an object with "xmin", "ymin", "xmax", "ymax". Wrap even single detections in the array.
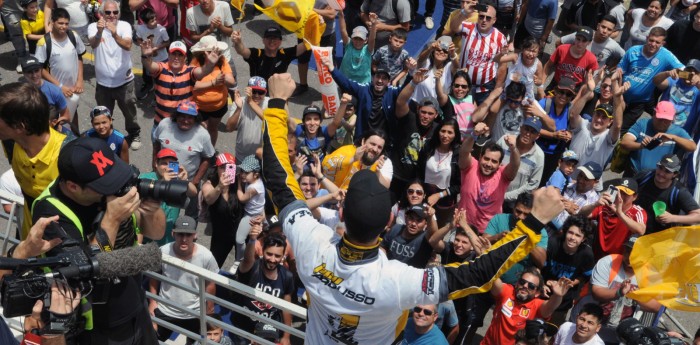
[{"xmin": 95, "ymin": 80, "xmax": 141, "ymax": 138}]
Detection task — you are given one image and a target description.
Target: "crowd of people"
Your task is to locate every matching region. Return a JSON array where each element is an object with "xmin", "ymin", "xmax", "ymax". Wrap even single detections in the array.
[{"xmin": 1, "ymin": 0, "xmax": 700, "ymax": 344}]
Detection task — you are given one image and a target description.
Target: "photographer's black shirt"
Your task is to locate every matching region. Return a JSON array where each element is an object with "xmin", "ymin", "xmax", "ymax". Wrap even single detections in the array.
[{"xmin": 32, "ymin": 182, "xmax": 144, "ymax": 329}]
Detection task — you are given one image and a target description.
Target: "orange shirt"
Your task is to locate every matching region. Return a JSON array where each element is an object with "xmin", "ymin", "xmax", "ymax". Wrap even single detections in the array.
[
  {"xmin": 191, "ymin": 58, "xmax": 231, "ymax": 112},
  {"xmin": 481, "ymin": 284, "xmax": 546, "ymax": 345}
]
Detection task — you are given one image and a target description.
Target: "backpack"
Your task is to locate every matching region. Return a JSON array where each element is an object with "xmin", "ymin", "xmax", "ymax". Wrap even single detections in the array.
[
  {"xmin": 637, "ymin": 170, "xmax": 681, "ymax": 209},
  {"xmin": 42, "ymin": 30, "xmax": 83, "ymax": 70}
]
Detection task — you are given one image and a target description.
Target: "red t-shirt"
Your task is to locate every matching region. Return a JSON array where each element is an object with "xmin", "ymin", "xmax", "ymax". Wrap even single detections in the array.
[
  {"xmin": 591, "ymin": 205, "xmax": 647, "ymax": 260},
  {"xmin": 459, "ymin": 157, "xmax": 511, "ymax": 233},
  {"xmin": 481, "ymin": 284, "xmax": 546, "ymax": 345},
  {"xmin": 549, "ymin": 44, "xmax": 599, "ymax": 85}
]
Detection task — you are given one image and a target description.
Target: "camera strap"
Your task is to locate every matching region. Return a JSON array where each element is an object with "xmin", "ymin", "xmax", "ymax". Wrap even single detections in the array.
[
  {"xmin": 91, "ymin": 211, "xmax": 113, "ymax": 252},
  {"xmin": 40, "ymin": 309, "xmax": 78, "ymax": 335}
]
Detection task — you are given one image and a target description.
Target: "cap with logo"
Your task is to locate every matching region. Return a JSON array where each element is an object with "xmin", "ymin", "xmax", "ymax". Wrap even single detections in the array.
[
  {"xmin": 611, "ymin": 177, "xmax": 638, "ymax": 195},
  {"xmin": 254, "ymin": 322, "xmax": 279, "ymax": 341},
  {"xmin": 20, "ymin": 56, "xmax": 43, "ymax": 73},
  {"xmin": 657, "ymin": 153, "xmax": 681, "ymax": 173},
  {"xmin": 176, "ymin": 100, "xmax": 198, "ymax": 116},
  {"xmin": 89, "ymin": 105, "xmax": 112, "ymax": 119},
  {"xmin": 654, "ymin": 101, "xmax": 675, "ymax": 121},
  {"xmin": 215, "ymin": 152, "xmax": 235, "ymax": 167},
  {"xmin": 405, "ymin": 205, "xmax": 428, "ymax": 219},
  {"xmin": 58, "ymin": 137, "xmax": 132, "ymax": 195},
  {"xmin": 561, "ymin": 150, "xmax": 579, "ymax": 163},
  {"xmin": 248, "ymin": 76, "xmax": 267, "ymax": 92},
  {"xmin": 156, "ymin": 148, "xmax": 178, "ymax": 159},
  {"xmin": 556, "ymin": 77, "xmax": 577, "ymax": 94},
  {"xmin": 240, "ymin": 155, "xmax": 261, "ymax": 172},
  {"xmin": 417, "ymin": 97, "xmax": 443, "ymax": 116},
  {"xmin": 686, "ymin": 59, "xmax": 700, "ymax": 72},
  {"xmin": 577, "ymin": 161, "xmax": 603, "ymax": 180},
  {"xmin": 302, "ymin": 105, "xmax": 323, "ymax": 120},
  {"xmin": 264, "ymin": 27, "xmax": 283, "ymax": 39},
  {"xmin": 595, "ymin": 103, "xmax": 614, "ymax": 118},
  {"xmin": 173, "ymin": 216, "xmax": 197, "ymax": 234},
  {"xmin": 169, "ymin": 41, "xmax": 187, "ymax": 55},
  {"xmin": 522, "ymin": 116, "xmax": 542, "ymax": 132},
  {"xmin": 351, "ymin": 26, "xmax": 368, "ymax": 40},
  {"xmin": 575, "ymin": 26, "xmax": 594, "ymax": 41}
]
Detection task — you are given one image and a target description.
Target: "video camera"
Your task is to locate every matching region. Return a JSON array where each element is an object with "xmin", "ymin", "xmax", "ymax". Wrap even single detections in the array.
[
  {"xmin": 115, "ymin": 165, "xmax": 190, "ymax": 208},
  {"xmin": 617, "ymin": 318, "xmax": 686, "ymax": 345},
  {"xmin": 0, "ymin": 239, "xmax": 161, "ymax": 318}
]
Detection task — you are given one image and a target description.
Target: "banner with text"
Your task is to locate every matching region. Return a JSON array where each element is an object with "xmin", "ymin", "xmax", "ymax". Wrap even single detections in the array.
[{"xmin": 312, "ymin": 45, "xmax": 339, "ymax": 117}]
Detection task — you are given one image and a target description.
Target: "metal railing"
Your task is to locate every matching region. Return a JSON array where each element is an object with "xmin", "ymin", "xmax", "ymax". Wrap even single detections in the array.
[{"xmin": 0, "ymin": 189, "xmax": 307, "ymax": 344}]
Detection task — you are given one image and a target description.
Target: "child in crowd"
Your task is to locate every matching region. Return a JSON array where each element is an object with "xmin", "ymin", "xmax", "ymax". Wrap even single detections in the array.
[
  {"xmin": 372, "ymin": 28, "xmax": 412, "ymax": 86},
  {"xmin": 327, "ymin": 93, "xmax": 357, "ymax": 154},
  {"xmin": 83, "ymin": 106, "xmax": 130, "ymax": 163},
  {"xmin": 338, "ymin": 10, "xmax": 377, "ymax": 84},
  {"xmin": 194, "ymin": 314, "xmax": 233, "ymax": 345},
  {"xmin": 291, "ymin": 104, "xmax": 344, "ymax": 163},
  {"xmin": 134, "ymin": 8, "xmax": 170, "ymax": 98},
  {"xmin": 546, "ymin": 150, "xmax": 579, "ymax": 193},
  {"xmin": 497, "ymin": 36, "xmax": 545, "ymax": 101},
  {"xmin": 235, "ymin": 155, "xmax": 265, "ymax": 262},
  {"xmin": 19, "ymin": 0, "xmax": 44, "ymax": 55}
]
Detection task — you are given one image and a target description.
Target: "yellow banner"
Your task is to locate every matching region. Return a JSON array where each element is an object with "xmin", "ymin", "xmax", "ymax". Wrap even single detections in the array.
[
  {"xmin": 627, "ymin": 226, "xmax": 700, "ymax": 312},
  {"xmin": 255, "ymin": 0, "xmax": 326, "ymax": 46},
  {"xmin": 230, "ymin": 0, "xmax": 244, "ymax": 12}
]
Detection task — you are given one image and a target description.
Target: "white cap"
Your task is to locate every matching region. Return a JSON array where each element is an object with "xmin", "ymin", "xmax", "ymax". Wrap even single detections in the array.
[{"xmin": 351, "ymin": 26, "xmax": 368, "ymax": 40}]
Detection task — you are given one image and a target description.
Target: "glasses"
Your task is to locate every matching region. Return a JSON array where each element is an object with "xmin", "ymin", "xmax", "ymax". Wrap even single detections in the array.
[
  {"xmin": 600, "ymin": 84, "xmax": 612, "ymax": 90},
  {"xmin": 407, "ymin": 189, "xmax": 424, "ymax": 196},
  {"xmin": 252, "ymin": 89, "xmax": 266, "ymax": 96},
  {"xmin": 453, "ymin": 83, "xmax": 469, "ymax": 89},
  {"xmin": 105, "ymin": 10, "xmax": 119, "ymax": 15},
  {"xmin": 413, "ymin": 307, "xmax": 434, "ymax": 316},
  {"xmin": 518, "ymin": 278, "xmax": 537, "ymax": 291},
  {"xmin": 506, "ymin": 98, "xmax": 523, "ymax": 105},
  {"xmin": 478, "ymin": 14, "xmax": 493, "ymax": 21},
  {"xmin": 556, "ymin": 89, "xmax": 575, "ymax": 98}
]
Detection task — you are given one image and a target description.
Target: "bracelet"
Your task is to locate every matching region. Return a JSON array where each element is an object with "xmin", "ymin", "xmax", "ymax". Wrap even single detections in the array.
[
  {"xmin": 616, "ymin": 287, "xmax": 624, "ymax": 298},
  {"xmin": 438, "ymin": 192, "xmax": 444, "ymax": 198}
]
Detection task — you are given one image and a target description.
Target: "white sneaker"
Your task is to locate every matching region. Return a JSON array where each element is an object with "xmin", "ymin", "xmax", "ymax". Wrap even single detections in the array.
[
  {"xmin": 16, "ymin": 64, "xmax": 22, "ymax": 73},
  {"xmin": 230, "ymin": 260, "xmax": 241, "ymax": 274},
  {"xmin": 130, "ymin": 136, "xmax": 142, "ymax": 150},
  {"xmin": 425, "ymin": 17, "xmax": 434, "ymax": 30}
]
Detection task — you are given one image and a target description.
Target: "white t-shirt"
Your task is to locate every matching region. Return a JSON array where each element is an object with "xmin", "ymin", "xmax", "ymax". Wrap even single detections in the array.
[
  {"xmin": 378, "ymin": 157, "xmax": 394, "ymax": 183},
  {"xmin": 569, "ymin": 118, "xmax": 616, "ymax": 172},
  {"xmin": 0, "ymin": 169, "xmax": 23, "ymax": 206},
  {"xmin": 505, "ymin": 54, "xmax": 540, "ymax": 100},
  {"xmin": 553, "ymin": 322, "xmax": 605, "ymax": 345},
  {"xmin": 87, "ymin": 20, "xmax": 134, "ymax": 87},
  {"xmin": 424, "ymin": 150, "xmax": 453, "ymax": 189},
  {"xmin": 410, "ymin": 61, "xmax": 453, "ymax": 103},
  {"xmin": 185, "ymin": 1, "xmax": 234, "ymax": 61},
  {"xmin": 625, "ymin": 9, "xmax": 674, "ymax": 49},
  {"xmin": 56, "ymin": 0, "xmax": 89, "ymax": 30},
  {"xmin": 244, "ymin": 178, "xmax": 265, "ymax": 215},
  {"xmin": 34, "ymin": 31, "xmax": 87, "ymax": 87},
  {"xmin": 135, "ymin": 24, "xmax": 170, "ymax": 62}
]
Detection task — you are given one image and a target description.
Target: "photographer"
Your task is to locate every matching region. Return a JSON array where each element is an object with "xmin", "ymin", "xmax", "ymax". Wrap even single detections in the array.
[{"xmin": 31, "ymin": 137, "xmax": 165, "ymax": 345}]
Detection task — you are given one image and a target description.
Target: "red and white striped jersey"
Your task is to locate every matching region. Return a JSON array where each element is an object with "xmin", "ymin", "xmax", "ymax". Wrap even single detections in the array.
[{"xmin": 458, "ymin": 22, "xmax": 507, "ymax": 93}]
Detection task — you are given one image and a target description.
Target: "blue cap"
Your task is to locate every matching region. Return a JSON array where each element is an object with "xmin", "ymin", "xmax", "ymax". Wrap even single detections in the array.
[
  {"xmin": 176, "ymin": 100, "xmax": 198, "ymax": 116},
  {"xmin": 521, "ymin": 116, "xmax": 542, "ymax": 132},
  {"xmin": 577, "ymin": 161, "xmax": 602, "ymax": 180},
  {"xmin": 561, "ymin": 150, "xmax": 579, "ymax": 162}
]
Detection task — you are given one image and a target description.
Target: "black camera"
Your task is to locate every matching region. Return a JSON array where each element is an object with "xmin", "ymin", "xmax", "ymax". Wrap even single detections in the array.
[
  {"xmin": 115, "ymin": 165, "xmax": 189, "ymax": 208},
  {"xmin": 617, "ymin": 318, "xmax": 686, "ymax": 345}
]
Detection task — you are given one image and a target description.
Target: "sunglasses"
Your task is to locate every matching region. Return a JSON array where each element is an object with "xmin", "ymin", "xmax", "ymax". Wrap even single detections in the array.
[
  {"xmin": 252, "ymin": 89, "xmax": 266, "ymax": 96},
  {"xmin": 556, "ymin": 89, "xmax": 575, "ymax": 98},
  {"xmin": 407, "ymin": 189, "xmax": 424, "ymax": 196},
  {"xmin": 600, "ymin": 84, "xmax": 612, "ymax": 90},
  {"xmin": 453, "ymin": 83, "xmax": 469, "ymax": 89},
  {"xmin": 478, "ymin": 14, "xmax": 493, "ymax": 21},
  {"xmin": 413, "ymin": 307, "xmax": 434, "ymax": 316},
  {"xmin": 506, "ymin": 98, "xmax": 523, "ymax": 105},
  {"xmin": 105, "ymin": 10, "xmax": 119, "ymax": 15},
  {"xmin": 518, "ymin": 278, "xmax": 537, "ymax": 291}
]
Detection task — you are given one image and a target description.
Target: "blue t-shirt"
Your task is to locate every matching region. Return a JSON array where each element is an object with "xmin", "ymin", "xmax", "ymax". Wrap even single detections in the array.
[
  {"xmin": 526, "ymin": 0, "xmax": 558, "ymax": 20},
  {"xmin": 627, "ymin": 118, "xmax": 692, "ymax": 173},
  {"xmin": 295, "ymin": 124, "xmax": 331, "ymax": 160},
  {"xmin": 485, "ymin": 213, "xmax": 549, "ymax": 284},
  {"xmin": 340, "ymin": 42, "xmax": 372, "ymax": 85},
  {"xmin": 39, "ymin": 81, "xmax": 68, "ymax": 115},
  {"xmin": 401, "ymin": 317, "xmax": 450, "ymax": 345},
  {"xmin": 85, "ymin": 128, "xmax": 127, "ymax": 159},
  {"xmin": 661, "ymin": 77, "xmax": 699, "ymax": 128},
  {"xmin": 619, "ymin": 46, "xmax": 684, "ymax": 103},
  {"xmin": 536, "ymin": 98, "xmax": 570, "ymax": 154},
  {"xmin": 546, "ymin": 168, "xmax": 571, "ymax": 193}
]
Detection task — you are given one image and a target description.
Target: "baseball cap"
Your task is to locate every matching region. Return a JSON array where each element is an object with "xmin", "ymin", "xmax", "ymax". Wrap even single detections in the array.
[
  {"xmin": 58, "ymin": 137, "xmax": 132, "ymax": 195},
  {"xmin": 556, "ymin": 77, "xmax": 577, "ymax": 94},
  {"xmin": 303, "ymin": 105, "xmax": 323, "ymax": 119},
  {"xmin": 686, "ymin": 59, "xmax": 700, "ymax": 72},
  {"xmin": 522, "ymin": 116, "xmax": 542, "ymax": 132},
  {"xmin": 595, "ymin": 103, "xmax": 614, "ymax": 118},
  {"xmin": 156, "ymin": 148, "xmax": 178, "ymax": 159},
  {"xmin": 20, "ymin": 0, "xmax": 37, "ymax": 7},
  {"xmin": 343, "ymin": 170, "xmax": 392, "ymax": 243},
  {"xmin": 89, "ymin": 105, "xmax": 112, "ymax": 119},
  {"xmin": 351, "ymin": 26, "xmax": 368, "ymax": 40},
  {"xmin": 654, "ymin": 101, "xmax": 675, "ymax": 121},
  {"xmin": 577, "ymin": 161, "xmax": 603, "ymax": 180},
  {"xmin": 240, "ymin": 155, "xmax": 261, "ymax": 172},
  {"xmin": 611, "ymin": 177, "xmax": 638, "ymax": 195},
  {"xmin": 624, "ymin": 236, "xmax": 638, "ymax": 248},
  {"xmin": 215, "ymin": 152, "xmax": 235, "ymax": 167},
  {"xmin": 561, "ymin": 150, "xmax": 579, "ymax": 163},
  {"xmin": 176, "ymin": 100, "xmax": 198, "ymax": 116},
  {"xmin": 254, "ymin": 322, "xmax": 279, "ymax": 342},
  {"xmin": 20, "ymin": 56, "xmax": 42, "ymax": 73},
  {"xmin": 373, "ymin": 68, "xmax": 390, "ymax": 78},
  {"xmin": 657, "ymin": 154, "xmax": 681, "ymax": 173},
  {"xmin": 169, "ymin": 41, "xmax": 187, "ymax": 55},
  {"xmin": 264, "ymin": 27, "xmax": 282, "ymax": 39},
  {"xmin": 575, "ymin": 26, "xmax": 594, "ymax": 41},
  {"xmin": 405, "ymin": 205, "xmax": 428, "ymax": 219},
  {"xmin": 417, "ymin": 97, "xmax": 443, "ymax": 116},
  {"xmin": 172, "ymin": 216, "xmax": 197, "ymax": 234},
  {"xmin": 248, "ymin": 76, "xmax": 267, "ymax": 92}
]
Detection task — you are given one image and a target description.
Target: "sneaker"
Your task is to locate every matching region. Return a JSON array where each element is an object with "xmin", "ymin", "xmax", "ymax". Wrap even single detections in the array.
[
  {"xmin": 137, "ymin": 83, "xmax": 153, "ymax": 100},
  {"xmin": 292, "ymin": 83, "xmax": 309, "ymax": 97},
  {"xmin": 16, "ymin": 64, "xmax": 22, "ymax": 73},
  {"xmin": 230, "ymin": 260, "xmax": 241, "ymax": 274},
  {"xmin": 130, "ymin": 136, "xmax": 142, "ymax": 151},
  {"xmin": 425, "ymin": 16, "xmax": 434, "ymax": 30}
]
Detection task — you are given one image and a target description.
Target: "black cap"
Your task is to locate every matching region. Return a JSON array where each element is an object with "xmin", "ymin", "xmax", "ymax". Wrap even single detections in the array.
[
  {"xmin": 21, "ymin": 56, "xmax": 42, "ymax": 72},
  {"xmin": 576, "ymin": 26, "xmax": 594, "ymax": 41},
  {"xmin": 556, "ymin": 77, "xmax": 577, "ymax": 94},
  {"xmin": 254, "ymin": 322, "xmax": 279, "ymax": 341},
  {"xmin": 173, "ymin": 216, "xmax": 197, "ymax": 234},
  {"xmin": 263, "ymin": 27, "xmax": 282, "ymax": 39},
  {"xmin": 302, "ymin": 105, "xmax": 323, "ymax": 119},
  {"xmin": 595, "ymin": 103, "xmax": 614, "ymax": 118},
  {"xmin": 58, "ymin": 137, "xmax": 132, "ymax": 195},
  {"xmin": 373, "ymin": 68, "xmax": 390, "ymax": 78},
  {"xmin": 610, "ymin": 177, "xmax": 638, "ymax": 195},
  {"xmin": 19, "ymin": 0, "xmax": 37, "ymax": 7},
  {"xmin": 405, "ymin": 205, "xmax": 428, "ymax": 219},
  {"xmin": 658, "ymin": 154, "xmax": 681, "ymax": 173},
  {"xmin": 342, "ymin": 170, "xmax": 392, "ymax": 243},
  {"xmin": 577, "ymin": 161, "xmax": 603, "ymax": 180}
]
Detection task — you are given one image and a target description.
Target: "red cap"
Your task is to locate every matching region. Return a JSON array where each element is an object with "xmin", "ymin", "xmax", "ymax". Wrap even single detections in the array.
[
  {"xmin": 215, "ymin": 152, "xmax": 235, "ymax": 166},
  {"xmin": 156, "ymin": 148, "xmax": 178, "ymax": 159}
]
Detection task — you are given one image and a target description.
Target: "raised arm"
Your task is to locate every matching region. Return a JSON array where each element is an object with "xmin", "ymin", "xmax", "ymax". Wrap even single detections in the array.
[
  {"xmin": 327, "ymin": 94, "xmax": 352, "ymax": 137},
  {"xmin": 459, "ymin": 122, "xmax": 488, "ymax": 170},
  {"xmin": 568, "ymin": 72, "xmax": 596, "ymax": 130},
  {"xmin": 449, "ymin": 1, "xmax": 475, "ymax": 35},
  {"xmin": 471, "ymin": 87, "xmax": 503, "ymax": 124},
  {"xmin": 230, "ymin": 30, "xmax": 251, "ymax": 59},
  {"xmin": 396, "ymin": 69, "xmax": 428, "ymax": 118},
  {"xmin": 502, "ymin": 135, "xmax": 521, "ymax": 181}
]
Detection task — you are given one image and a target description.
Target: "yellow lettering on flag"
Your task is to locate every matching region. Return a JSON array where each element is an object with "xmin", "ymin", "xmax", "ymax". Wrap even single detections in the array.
[
  {"xmin": 626, "ymin": 226, "xmax": 700, "ymax": 312},
  {"xmin": 255, "ymin": 0, "xmax": 326, "ymax": 47}
]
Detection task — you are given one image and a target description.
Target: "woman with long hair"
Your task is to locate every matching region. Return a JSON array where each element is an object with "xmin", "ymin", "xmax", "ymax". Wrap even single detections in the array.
[
  {"xmin": 389, "ymin": 179, "xmax": 427, "ymax": 227},
  {"xmin": 436, "ymin": 70, "xmax": 476, "ymax": 140},
  {"xmin": 624, "ymin": 0, "xmax": 674, "ymax": 49},
  {"xmin": 411, "ymin": 37, "xmax": 460, "ymax": 108},
  {"xmin": 418, "ymin": 118, "xmax": 462, "ymax": 227}
]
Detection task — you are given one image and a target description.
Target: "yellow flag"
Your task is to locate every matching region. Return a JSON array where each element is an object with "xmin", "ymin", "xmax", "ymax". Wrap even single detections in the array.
[
  {"xmin": 230, "ymin": 0, "xmax": 245, "ymax": 21},
  {"xmin": 255, "ymin": 0, "xmax": 326, "ymax": 47},
  {"xmin": 626, "ymin": 226, "xmax": 700, "ymax": 312}
]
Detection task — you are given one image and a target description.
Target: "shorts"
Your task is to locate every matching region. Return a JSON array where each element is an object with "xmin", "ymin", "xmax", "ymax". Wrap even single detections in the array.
[{"xmin": 200, "ymin": 105, "xmax": 228, "ymax": 121}]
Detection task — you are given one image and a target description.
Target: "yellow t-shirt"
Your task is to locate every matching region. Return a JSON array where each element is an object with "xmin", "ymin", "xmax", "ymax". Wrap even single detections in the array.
[
  {"xmin": 21, "ymin": 10, "xmax": 45, "ymax": 38},
  {"xmin": 444, "ymin": 9, "xmax": 479, "ymax": 53},
  {"xmin": 322, "ymin": 144, "xmax": 379, "ymax": 190}
]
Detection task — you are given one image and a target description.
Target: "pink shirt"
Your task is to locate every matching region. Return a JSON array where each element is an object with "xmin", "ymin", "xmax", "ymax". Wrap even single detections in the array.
[{"xmin": 459, "ymin": 157, "xmax": 511, "ymax": 233}]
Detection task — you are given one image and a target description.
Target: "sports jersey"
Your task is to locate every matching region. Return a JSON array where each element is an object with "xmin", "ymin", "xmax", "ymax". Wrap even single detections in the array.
[
  {"xmin": 85, "ymin": 128, "xmax": 127, "ymax": 159},
  {"xmin": 234, "ymin": 259, "xmax": 295, "ymax": 333},
  {"xmin": 458, "ymin": 22, "xmax": 507, "ymax": 92},
  {"xmin": 481, "ymin": 284, "xmax": 546, "ymax": 345},
  {"xmin": 619, "ymin": 45, "xmax": 683, "ymax": 103},
  {"xmin": 548, "ymin": 44, "xmax": 598, "ymax": 85},
  {"xmin": 590, "ymin": 205, "xmax": 646, "ymax": 259},
  {"xmin": 322, "ymin": 144, "xmax": 393, "ymax": 189}
]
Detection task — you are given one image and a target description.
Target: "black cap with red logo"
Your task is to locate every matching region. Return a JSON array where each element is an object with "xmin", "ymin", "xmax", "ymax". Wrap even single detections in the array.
[{"xmin": 58, "ymin": 137, "xmax": 132, "ymax": 195}]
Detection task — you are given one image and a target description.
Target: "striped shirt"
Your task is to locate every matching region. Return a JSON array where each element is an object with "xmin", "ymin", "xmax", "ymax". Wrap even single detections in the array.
[
  {"xmin": 153, "ymin": 62, "xmax": 197, "ymax": 123},
  {"xmin": 458, "ymin": 22, "xmax": 507, "ymax": 92}
]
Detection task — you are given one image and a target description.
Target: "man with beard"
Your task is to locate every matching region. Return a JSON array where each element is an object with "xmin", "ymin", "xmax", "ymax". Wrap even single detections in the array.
[
  {"xmin": 148, "ymin": 216, "xmax": 219, "ymax": 344},
  {"xmin": 235, "ymin": 217, "xmax": 294, "ymax": 345},
  {"xmin": 321, "ymin": 53, "xmax": 402, "ymax": 148},
  {"xmin": 497, "ymin": 117, "xmax": 545, "ymax": 210},
  {"xmin": 390, "ymin": 69, "xmax": 440, "ymax": 199},
  {"xmin": 552, "ymin": 162, "xmax": 602, "ymax": 229},
  {"xmin": 553, "ymin": 303, "xmax": 605, "ymax": 345},
  {"xmin": 458, "ymin": 122, "xmax": 521, "ymax": 233},
  {"xmin": 322, "ymin": 129, "xmax": 393, "ymax": 189},
  {"xmin": 481, "ymin": 267, "xmax": 573, "ymax": 345},
  {"xmin": 381, "ymin": 205, "xmax": 440, "ymax": 268}
]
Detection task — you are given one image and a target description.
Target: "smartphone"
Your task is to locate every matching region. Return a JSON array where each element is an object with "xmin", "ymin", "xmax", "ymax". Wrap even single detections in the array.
[
  {"xmin": 475, "ymin": 3, "xmax": 488, "ymax": 12},
  {"xmin": 225, "ymin": 163, "xmax": 236, "ymax": 184},
  {"xmin": 606, "ymin": 185, "xmax": 618, "ymax": 202},
  {"xmin": 645, "ymin": 137, "xmax": 663, "ymax": 150},
  {"xmin": 678, "ymin": 71, "xmax": 691, "ymax": 80},
  {"xmin": 168, "ymin": 161, "xmax": 179, "ymax": 174}
]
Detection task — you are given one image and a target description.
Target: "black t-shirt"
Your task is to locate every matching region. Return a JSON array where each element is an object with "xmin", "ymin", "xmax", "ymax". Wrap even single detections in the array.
[
  {"xmin": 635, "ymin": 173, "xmax": 700, "ymax": 234},
  {"xmin": 390, "ymin": 110, "xmax": 437, "ymax": 180},
  {"xmin": 234, "ymin": 259, "xmax": 295, "ymax": 333},
  {"xmin": 567, "ymin": 0, "xmax": 608, "ymax": 29},
  {"xmin": 381, "ymin": 224, "xmax": 434, "ymax": 268},
  {"xmin": 244, "ymin": 47, "xmax": 298, "ymax": 81},
  {"xmin": 32, "ymin": 183, "xmax": 143, "ymax": 328},
  {"xmin": 439, "ymin": 241, "xmax": 477, "ymax": 265},
  {"xmin": 543, "ymin": 236, "xmax": 595, "ymax": 309},
  {"xmin": 208, "ymin": 190, "xmax": 243, "ymax": 237},
  {"xmin": 666, "ymin": 19, "xmax": 700, "ymax": 64},
  {"xmin": 369, "ymin": 93, "xmax": 388, "ymax": 134}
]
